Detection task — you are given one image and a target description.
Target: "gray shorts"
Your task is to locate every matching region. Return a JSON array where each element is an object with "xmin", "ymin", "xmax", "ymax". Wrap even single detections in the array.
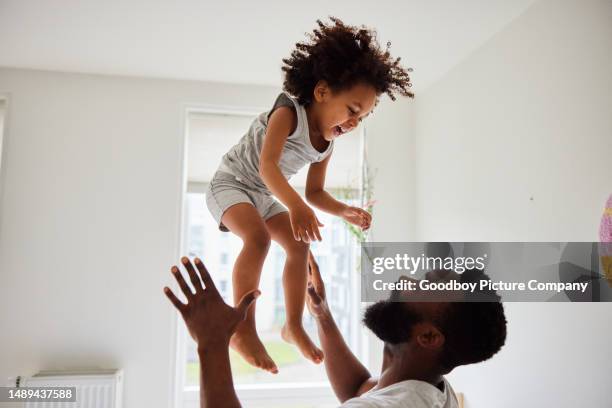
[{"xmin": 205, "ymin": 171, "xmax": 287, "ymax": 231}]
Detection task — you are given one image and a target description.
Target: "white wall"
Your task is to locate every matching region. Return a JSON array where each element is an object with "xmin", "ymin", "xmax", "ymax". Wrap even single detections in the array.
[
  {"xmin": 415, "ymin": 0, "xmax": 612, "ymax": 407},
  {"xmin": 0, "ymin": 99, "xmax": 5, "ymax": 191},
  {"xmin": 0, "ymin": 68, "xmax": 279, "ymax": 407},
  {"xmin": 367, "ymin": 97, "xmax": 417, "ymax": 242}
]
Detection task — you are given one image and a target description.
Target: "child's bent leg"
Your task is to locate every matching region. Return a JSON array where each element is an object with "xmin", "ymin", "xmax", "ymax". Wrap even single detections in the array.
[
  {"xmin": 221, "ymin": 203, "xmax": 278, "ymax": 374},
  {"xmin": 266, "ymin": 212, "xmax": 324, "ymax": 364}
]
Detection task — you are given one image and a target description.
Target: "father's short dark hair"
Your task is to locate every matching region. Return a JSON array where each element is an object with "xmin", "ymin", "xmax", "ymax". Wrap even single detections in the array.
[{"xmin": 437, "ymin": 269, "xmax": 507, "ymax": 370}]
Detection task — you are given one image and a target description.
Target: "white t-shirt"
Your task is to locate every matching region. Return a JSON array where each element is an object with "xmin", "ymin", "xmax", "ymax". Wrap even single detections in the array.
[{"xmin": 339, "ymin": 378, "xmax": 458, "ymax": 408}]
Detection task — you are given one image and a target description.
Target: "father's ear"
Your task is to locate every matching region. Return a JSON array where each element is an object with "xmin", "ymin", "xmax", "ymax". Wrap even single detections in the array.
[{"xmin": 414, "ymin": 323, "xmax": 445, "ymax": 350}]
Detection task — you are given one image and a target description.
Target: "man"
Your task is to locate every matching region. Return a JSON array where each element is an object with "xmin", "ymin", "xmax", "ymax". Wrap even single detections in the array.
[{"xmin": 163, "ymin": 254, "xmax": 507, "ymax": 408}]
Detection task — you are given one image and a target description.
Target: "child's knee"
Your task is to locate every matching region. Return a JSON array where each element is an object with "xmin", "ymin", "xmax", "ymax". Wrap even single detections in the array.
[
  {"xmin": 285, "ymin": 239, "xmax": 309, "ymax": 257},
  {"xmin": 244, "ymin": 230, "xmax": 271, "ymax": 252}
]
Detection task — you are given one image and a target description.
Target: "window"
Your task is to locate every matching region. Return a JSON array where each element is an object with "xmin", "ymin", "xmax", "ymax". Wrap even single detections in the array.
[
  {"xmin": 178, "ymin": 108, "xmax": 364, "ymax": 408},
  {"xmin": 220, "ymin": 252, "xmax": 229, "ymax": 266}
]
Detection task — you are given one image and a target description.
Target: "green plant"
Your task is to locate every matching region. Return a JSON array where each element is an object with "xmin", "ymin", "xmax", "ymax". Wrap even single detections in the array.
[{"xmin": 337, "ymin": 147, "xmax": 377, "ymax": 244}]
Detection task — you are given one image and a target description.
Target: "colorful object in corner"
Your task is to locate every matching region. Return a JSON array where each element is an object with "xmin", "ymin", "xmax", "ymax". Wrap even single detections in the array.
[{"xmin": 600, "ymin": 194, "xmax": 612, "ymax": 286}]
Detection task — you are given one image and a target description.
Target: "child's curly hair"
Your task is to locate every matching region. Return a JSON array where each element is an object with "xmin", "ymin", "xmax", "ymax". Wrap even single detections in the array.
[{"xmin": 282, "ymin": 17, "xmax": 414, "ymax": 106}]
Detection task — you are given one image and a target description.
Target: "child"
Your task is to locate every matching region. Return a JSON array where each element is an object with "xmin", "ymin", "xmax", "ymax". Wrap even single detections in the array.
[{"xmin": 205, "ymin": 17, "xmax": 413, "ymax": 373}]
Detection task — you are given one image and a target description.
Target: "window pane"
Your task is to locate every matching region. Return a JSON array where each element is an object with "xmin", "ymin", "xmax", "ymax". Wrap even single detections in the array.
[{"xmin": 183, "ymin": 192, "xmax": 359, "ymax": 386}]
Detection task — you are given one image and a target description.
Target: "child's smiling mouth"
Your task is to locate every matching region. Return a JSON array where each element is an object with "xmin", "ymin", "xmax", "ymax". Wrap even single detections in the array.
[{"xmin": 333, "ymin": 125, "xmax": 348, "ymax": 137}]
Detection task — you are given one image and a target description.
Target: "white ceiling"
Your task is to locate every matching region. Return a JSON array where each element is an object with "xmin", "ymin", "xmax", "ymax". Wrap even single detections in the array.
[{"xmin": 0, "ymin": 0, "xmax": 536, "ymax": 91}]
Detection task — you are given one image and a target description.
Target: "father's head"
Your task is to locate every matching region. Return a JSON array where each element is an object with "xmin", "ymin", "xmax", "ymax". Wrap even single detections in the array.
[{"xmin": 363, "ymin": 268, "xmax": 507, "ymax": 372}]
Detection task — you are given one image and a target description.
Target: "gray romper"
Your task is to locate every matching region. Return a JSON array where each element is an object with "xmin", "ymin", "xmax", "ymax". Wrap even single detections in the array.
[{"xmin": 205, "ymin": 92, "xmax": 334, "ymax": 231}]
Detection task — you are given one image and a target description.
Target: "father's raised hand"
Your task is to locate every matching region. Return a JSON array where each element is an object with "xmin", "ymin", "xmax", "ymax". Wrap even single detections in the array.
[
  {"xmin": 306, "ymin": 251, "xmax": 331, "ymax": 320},
  {"xmin": 164, "ymin": 257, "xmax": 260, "ymax": 348}
]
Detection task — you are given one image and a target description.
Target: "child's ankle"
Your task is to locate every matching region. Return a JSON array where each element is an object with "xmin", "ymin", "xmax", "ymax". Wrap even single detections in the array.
[
  {"xmin": 283, "ymin": 321, "xmax": 305, "ymax": 331},
  {"xmin": 233, "ymin": 324, "xmax": 257, "ymax": 337}
]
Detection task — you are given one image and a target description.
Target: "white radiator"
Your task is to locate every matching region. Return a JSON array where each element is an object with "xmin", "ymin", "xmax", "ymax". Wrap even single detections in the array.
[{"xmin": 17, "ymin": 369, "xmax": 123, "ymax": 408}]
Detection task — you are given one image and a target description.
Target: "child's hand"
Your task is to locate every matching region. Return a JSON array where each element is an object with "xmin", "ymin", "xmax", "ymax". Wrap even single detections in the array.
[
  {"xmin": 289, "ymin": 202, "xmax": 324, "ymax": 242},
  {"xmin": 341, "ymin": 206, "xmax": 372, "ymax": 230}
]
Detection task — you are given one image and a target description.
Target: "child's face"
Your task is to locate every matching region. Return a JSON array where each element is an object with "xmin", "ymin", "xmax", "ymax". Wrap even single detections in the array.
[{"xmin": 313, "ymin": 82, "xmax": 378, "ymax": 141}]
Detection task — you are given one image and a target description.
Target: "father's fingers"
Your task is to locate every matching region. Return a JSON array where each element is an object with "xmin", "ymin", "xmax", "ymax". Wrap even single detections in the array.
[
  {"xmin": 236, "ymin": 289, "xmax": 260, "ymax": 316},
  {"xmin": 307, "ymin": 284, "xmax": 322, "ymax": 305},
  {"xmin": 307, "ymin": 252, "xmax": 319, "ymax": 277},
  {"xmin": 171, "ymin": 266, "xmax": 194, "ymax": 299},
  {"xmin": 307, "ymin": 255, "xmax": 313, "ymax": 275},
  {"xmin": 307, "ymin": 254, "xmax": 325, "ymax": 297},
  {"xmin": 181, "ymin": 257, "xmax": 204, "ymax": 293},
  {"xmin": 164, "ymin": 287, "xmax": 186, "ymax": 314},
  {"xmin": 307, "ymin": 250, "xmax": 316, "ymax": 264},
  {"xmin": 193, "ymin": 258, "xmax": 219, "ymax": 295},
  {"xmin": 308, "ymin": 254, "xmax": 321, "ymax": 277}
]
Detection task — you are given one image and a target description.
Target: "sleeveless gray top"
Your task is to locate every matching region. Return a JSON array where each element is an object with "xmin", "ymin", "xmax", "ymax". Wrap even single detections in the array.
[{"xmin": 217, "ymin": 92, "xmax": 334, "ymax": 194}]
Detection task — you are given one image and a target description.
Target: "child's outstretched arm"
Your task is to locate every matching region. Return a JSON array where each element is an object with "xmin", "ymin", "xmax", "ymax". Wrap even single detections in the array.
[
  {"xmin": 306, "ymin": 158, "xmax": 372, "ymax": 230},
  {"xmin": 260, "ymin": 107, "xmax": 324, "ymax": 242}
]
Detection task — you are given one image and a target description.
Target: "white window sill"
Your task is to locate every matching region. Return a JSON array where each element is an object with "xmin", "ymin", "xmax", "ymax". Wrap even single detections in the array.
[{"xmin": 182, "ymin": 383, "xmax": 340, "ymax": 408}]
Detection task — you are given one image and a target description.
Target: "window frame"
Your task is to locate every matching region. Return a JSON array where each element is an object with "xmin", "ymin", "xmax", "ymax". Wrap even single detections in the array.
[{"xmin": 174, "ymin": 104, "xmax": 370, "ymax": 408}]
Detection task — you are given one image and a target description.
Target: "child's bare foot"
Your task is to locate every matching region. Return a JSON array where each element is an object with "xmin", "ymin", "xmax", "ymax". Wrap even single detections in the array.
[
  {"xmin": 281, "ymin": 322, "xmax": 324, "ymax": 364},
  {"xmin": 230, "ymin": 329, "xmax": 278, "ymax": 374}
]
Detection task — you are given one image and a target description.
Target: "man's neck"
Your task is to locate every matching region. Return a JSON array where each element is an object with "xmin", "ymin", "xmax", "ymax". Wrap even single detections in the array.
[{"xmin": 376, "ymin": 343, "xmax": 445, "ymax": 391}]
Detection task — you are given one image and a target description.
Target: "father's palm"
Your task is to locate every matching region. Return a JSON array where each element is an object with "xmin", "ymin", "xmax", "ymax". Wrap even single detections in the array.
[{"xmin": 306, "ymin": 251, "xmax": 331, "ymax": 319}]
